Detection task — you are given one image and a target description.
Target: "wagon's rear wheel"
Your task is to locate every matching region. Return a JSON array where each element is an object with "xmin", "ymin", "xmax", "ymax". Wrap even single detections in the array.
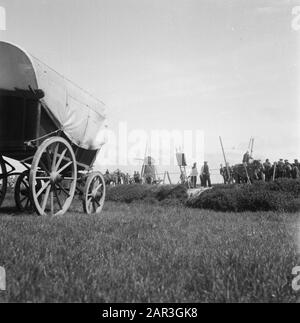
[
  {"xmin": 0, "ymin": 156, "xmax": 7, "ymax": 207},
  {"xmin": 83, "ymin": 172, "xmax": 106, "ymax": 215},
  {"xmin": 15, "ymin": 171, "xmax": 34, "ymax": 212},
  {"xmin": 29, "ymin": 137, "xmax": 77, "ymax": 216}
]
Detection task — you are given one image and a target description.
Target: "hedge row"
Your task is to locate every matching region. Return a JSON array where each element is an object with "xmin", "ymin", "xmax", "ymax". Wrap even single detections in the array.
[
  {"xmin": 106, "ymin": 184, "xmax": 187, "ymax": 204},
  {"xmin": 186, "ymin": 179, "xmax": 300, "ymax": 212},
  {"xmin": 106, "ymin": 179, "xmax": 300, "ymax": 213}
]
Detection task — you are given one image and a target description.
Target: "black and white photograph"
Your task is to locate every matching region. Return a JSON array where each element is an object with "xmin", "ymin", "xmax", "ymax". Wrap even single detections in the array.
[{"xmin": 0, "ymin": 0, "xmax": 300, "ymax": 306}]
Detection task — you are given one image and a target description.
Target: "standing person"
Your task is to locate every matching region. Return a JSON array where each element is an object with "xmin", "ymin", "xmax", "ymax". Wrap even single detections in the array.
[
  {"xmin": 124, "ymin": 173, "xmax": 130, "ymax": 185},
  {"xmin": 133, "ymin": 171, "xmax": 138, "ymax": 183},
  {"xmin": 136, "ymin": 171, "xmax": 142, "ymax": 184},
  {"xmin": 203, "ymin": 161, "xmax": 212, "ymax": 188},
  {"xmin": 277, "ymin": 159, "xmax": 284, "ymax": 178},
  {"xmin": 243, "ymin": 151, "xmax": 250, "ymax": 164},
  {"xmin": 284, "ymin": 160, "xmax": 292, "ymax": 178},
  {"xmin": 292, "ymin": 159, "xmax": 300, "ymax": 179},
  {"xmin": 200, "ymin": 164, "xmax": 205, "ymax": 187},
  {"xmin": 220, "ymin": 164, "xmax": 226, "ymax": 184},
  {"xmin": 190, "ymin": 163, "xmax": 198, "ymax": 188},
  {"xmin": 116, "ymin": 169, "xmax": 122, "ymax": 185},
  {"xmin": 220, "ymin": 164, "xmax": 230, "ymax": 184},
  {"xmin": 263, "ymin": 159, "xmax": 272, "ymax": 182}
]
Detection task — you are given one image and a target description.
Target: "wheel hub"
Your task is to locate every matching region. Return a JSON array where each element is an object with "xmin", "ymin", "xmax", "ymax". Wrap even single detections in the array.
[
  {"xmin": 50, "ymin": 172, "xmax": 62, "ymax": 184},
  {"xmin": 92, "ymin": 188, "xmax": 102, "ymax": 199},
  {"xmin": 91, "ymin": 189, "xmax": 97, "ymax": 198}
]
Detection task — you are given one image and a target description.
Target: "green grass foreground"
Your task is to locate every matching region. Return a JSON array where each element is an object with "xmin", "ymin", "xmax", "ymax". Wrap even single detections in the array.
[{"xmin": 0, "ymin": 195, "xmax": 299, "ymax": 303}]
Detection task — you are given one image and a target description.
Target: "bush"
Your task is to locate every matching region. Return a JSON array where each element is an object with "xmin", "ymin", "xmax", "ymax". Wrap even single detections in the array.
[
  {"xmin": 106, "ymin": 184, "xmax": 188, "ymax": 204},
  {"xmin": 106, "ymin": 179, "xmax": 300, "ymax": 213},
  {"xmin": 261, "ymin": 179, "xmax": 300, "ymax": 197},
  {"xmin": 106, "ymin": 184, "xmax": 151, "ymax": 203},
  {"xmin": 153, "ymin": 185, "xmax": 188, "ymax": 202},
  {"xmin": 187, "ymin": 188, "xmax": 238, "ymax": 212},
  {"xmin": 186, "ymin": 180, "xmax": 300, "ymax": 213}
]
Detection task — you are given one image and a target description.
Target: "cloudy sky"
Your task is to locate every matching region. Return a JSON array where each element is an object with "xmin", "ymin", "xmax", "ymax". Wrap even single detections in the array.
[{"xmin": 0, "ymin": 0, "xmax": 299, "ymax": 180}]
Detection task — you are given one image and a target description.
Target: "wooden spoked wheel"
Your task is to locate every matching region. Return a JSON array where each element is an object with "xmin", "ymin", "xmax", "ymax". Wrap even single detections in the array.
[
  {"xmin": 83, "ymin": 172, "xmax": 106, "ymax": 215},
  {"xmin": 15, "ymin": 171, "xmax": 34, "ymax": 212},
  {"xmin": 0, "ymin": 156, "xmax": 7, "ymax": 207},
  {"xmin": 29, "ymin": 137, "xmax": 77, "ymax": 216}
]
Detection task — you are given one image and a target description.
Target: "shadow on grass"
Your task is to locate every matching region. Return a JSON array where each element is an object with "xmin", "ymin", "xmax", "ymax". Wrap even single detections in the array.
[
  {"xmin": 0, "ymin": 191, "xmax": 35, "ymax": 216},
  {"xmin": 0, "ymin": 206, "xmax": 31, "ymax": 216}
]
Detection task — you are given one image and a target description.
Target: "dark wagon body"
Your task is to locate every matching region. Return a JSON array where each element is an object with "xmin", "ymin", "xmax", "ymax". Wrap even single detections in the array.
[
  {"xmin": 0, "ymin": 88, "xmax": 98, "ymax": 167},
  {"xmin": 0, "ymin": 41, "xmax": 107, "ymax": 216}
]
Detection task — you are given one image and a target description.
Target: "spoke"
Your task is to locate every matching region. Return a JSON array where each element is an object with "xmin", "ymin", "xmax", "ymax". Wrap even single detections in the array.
[
  {"xmin": 95, "ymin": 183, "xmax": 103, "ymax": 192},
  {"xmin": 54, "ymin": 187, "xmax": 63, "ymax": 210},
  {"xmin": 63, "ymin": 177, "xmax": 76, "ymax": 181},
  {"xmin": 52, "ymin": 143, "xmax": 59, "ymax": 171},
  {"xmin": 55, "ymin": 149, "xmax": 67, "ymax": 172},
  {"xmin": 50, "ymin": 191, "xmax": 54, "ymax": 215},
  {"xmin": 36, "ymin": 177, "xmax": 51, "ymax": 180},
  {"xmin": 37, "ymin": 181, "xmax": 50, "ymax": 198},
  {"xmin": 41, "ymin": 185, "xmax": 51, "ymax": 213},
  {"xmin": 21, "ymin": 180, "xmax": 29, "ymax": 189},
  {"xmin": 92, "ymin": 198, "xmax": 100, "ymax": 207},
  {"xmin": 88, "ymin": 197, "xmax": 93, "ymax": 213},
  {"xmin": 25, "ymin": 198, "xmax": 30, "ymax": 210},
  {"xmin": 56, "ymin": 183, "xmax": 70, "ymax": 198},
  {"xmin": 20, "ymin": 196, "xmax": 27, "ymax": 204},
  {"xmin": 57, "ymin": 161, "xmax": 73, "ymax": 175}
]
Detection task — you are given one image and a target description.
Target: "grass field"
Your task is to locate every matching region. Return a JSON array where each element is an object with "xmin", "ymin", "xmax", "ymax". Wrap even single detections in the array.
[{"xmin": 0, "ymin": 193, "xmax": 299, "ymax": 303}]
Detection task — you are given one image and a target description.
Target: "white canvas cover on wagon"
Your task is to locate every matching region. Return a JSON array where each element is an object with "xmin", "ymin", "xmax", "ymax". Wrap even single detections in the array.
[{"xmin": 0, "ymin": 41, "xmax": 107, "ymax": 150}]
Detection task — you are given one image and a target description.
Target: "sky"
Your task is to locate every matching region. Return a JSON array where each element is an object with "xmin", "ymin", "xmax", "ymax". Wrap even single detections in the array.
[{"xmin": 0, "ymin": 0, "xmax": 300, "ymax": 182}]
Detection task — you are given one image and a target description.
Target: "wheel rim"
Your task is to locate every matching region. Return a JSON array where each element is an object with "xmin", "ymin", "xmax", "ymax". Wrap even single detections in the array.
[
  {"xmin": 0, "ymin": 157, "xmax": 7, "ymax": 207},
  {"xmin": 30, "ymin": 137, "xmax": 77, "ymax": 216},
  {"xmin": 15, "ymin": 171, "xmax": 34, "ymax": 212},
  {"xmin": 84, "ymin": 172, "xmax": 106, "ymax": 215}
]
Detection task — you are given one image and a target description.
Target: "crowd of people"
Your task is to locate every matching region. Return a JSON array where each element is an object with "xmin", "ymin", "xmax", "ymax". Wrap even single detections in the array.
[
  {"xmin": 104, "ymin": 169, "xmax": 153, "ymax": 186},
  {"xmin": 219, "ymin": 150, "xmax": 300, "ymax": 184},
  {"xmin": 104, "ymin": 151, "xmax": 300, "ymax": 189}
]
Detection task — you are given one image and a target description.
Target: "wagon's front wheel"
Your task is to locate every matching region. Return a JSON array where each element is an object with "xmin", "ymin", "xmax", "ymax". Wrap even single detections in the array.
[
  {"xmin": 29, "ymin": 137, "xmax": 77, "ymax": 216},
  {"xmin": 0, "ymin": 156, "xmax": 7, "ymax": 207},
  {"xmin": 83, "ymin": 172, "xmax": 106, "ymax": 215}
]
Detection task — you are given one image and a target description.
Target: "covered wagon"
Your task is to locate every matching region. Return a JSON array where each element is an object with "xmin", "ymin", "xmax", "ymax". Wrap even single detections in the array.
[{"xmin": 0, "ymin": 41, "xmax": 107, "ymax": 215}]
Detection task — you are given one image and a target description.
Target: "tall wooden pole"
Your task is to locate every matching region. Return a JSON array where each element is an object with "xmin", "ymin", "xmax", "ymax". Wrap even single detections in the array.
[
  {"xmin": 141, "ymin": 142, "xmax": 149, "ymax": 181},
  {"xmin": 250, "ymin": 138, "xmax": 254, "ymax": 158},
  {"xmin": 272, "ymin": 162, "xmax": 277, "ymax": 181},
  {"xmin": 219, "ymin": 136, "xmax": 231, "ymax": 183},
  {"xmin": 248, "ymin": 137, "xmax": 252, "ymax": 150}
]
